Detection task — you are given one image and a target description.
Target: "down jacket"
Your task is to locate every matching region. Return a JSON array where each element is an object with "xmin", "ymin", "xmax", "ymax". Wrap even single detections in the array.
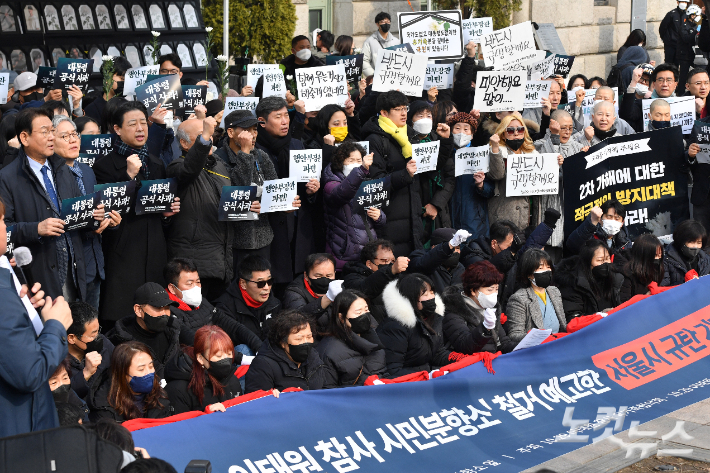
[
  {"xmin": 214, "ymin": 281, "xmax": 282, "ymax": 341},
  {"xmin": 553, "ymin": 256, "xmax": 624, "ymax": 320},
  {"xmin": 315, "ymin": 328, "xmax": 388, "ymax": 386},
  {"xmin": 663, "ymin": 243, "xmax": 710, "ymax": 286}
]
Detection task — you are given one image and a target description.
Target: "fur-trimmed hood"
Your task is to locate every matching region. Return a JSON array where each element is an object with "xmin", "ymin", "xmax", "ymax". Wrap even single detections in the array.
[{"xmin": 382, "ymin": 280, "xmax": 445, "ymax": 329}]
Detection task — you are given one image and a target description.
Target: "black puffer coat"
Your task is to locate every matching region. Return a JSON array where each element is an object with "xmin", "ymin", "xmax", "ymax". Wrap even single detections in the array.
[
  {"xmin": 214, "ymin": 281, "xmax": 282, "ymax": 341},
  {"xmin": 408, "ymin": 244, "xmax": 465, "ymax": 294},
  {"xmin": 663, "ymin": 243, "xmax": 710, "ymax": 286},
  {"xmin": 342, "ymin": 262, "xmax": 397, "ymax": 324},
  {"xmin": 441, "ymin": 287, "xmax": 515, "ymax": 354},
  {"xmin": 363, "ymin": 117, "xmax": 424, "ymax": 257},
  {"xmin": 282, "ymin": 276, "xmax": 328, "ymax": 318},
  {"xmin": 554, "ymin": 257, "xmax": 624, "ymax": 320},
  {"xmin": 376, "ymin": 281, "xmax": 451, "ymax": 377},
  {"xmin": 315, "ymin": 329, "xmax": 387, "ymax": 386},
  {"xmin": 244, "ymin": 339, "xmax": 334, "ymax": 393}
]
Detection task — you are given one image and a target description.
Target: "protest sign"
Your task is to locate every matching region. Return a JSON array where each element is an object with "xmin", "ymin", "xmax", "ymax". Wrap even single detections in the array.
[
  {"xmin": 220, "ymin": 97, "xmax": 260, "ymax": 127},
  {"xmin": 78, "ymin": 134, "xmax": 113, "ymax": 167},
  {"xmin": 372, "ymin": 49, "xmax": 428, "ymax": 97},
  {"xmin": 472, "ymin": 70, "xmax": 526, "ymax": 113},
  {"xmin": 480, "ymin": 21, "xmax": 538, "ymax": 70},
  {"xmin": 4, "ymin": 225, "xmax": 13, "ymax": 256},
  {"xmin": 398, "ymin": 10, "xmax": 464, "ymax": 59},
  {"xmin": 424, "ymin": 63, "xmax": 454, "ymax": 90},
  {"xmin": 642, "ymin": 96, "xmax": 695, "ymax": 134},
  {"xmin": 289, "ymin": 149, "xmax": 323, "ymax": 182},
  {"xmin": 53, "ymin": 58, "xmax": 92, "ymax": 91},
  {"xmin": 690, "ymin": 120, "xmax": 710, "ymax": 164},
  {"xmin": 247, "ymin": 64, "xmax": 279, "ymax": 89},
  {"xmin": 352, "ymin": 178, "xmax": 390, "ymax": 212},
  {"xmin": 523, "ymin": 80, "xmax": 551, "ymax": 108},
  {"xmin": 124, "ymin": 65, "xmax": 160, "ymax": 96},
  {"xmin": 563, "ymin": 128, "xmax": 689, "ymax": 241},
  {"xmin": 180, "ymin": 85, "xmax": 207, "ymax": 117},
  {"xmin": 454, "ymin": 145, "xmax": 490, "ymax": 176},
  {"xmin": 262, "ymin": 70, "xmax": 287, "ymax": 99},
  {"xmin": 553, "ymin": 55, "xmax": 575, "ymax": 77},
  {"xmin": 326, "ymin": 54, "xmax": 364, "ymax": 83},
  {"xmin": 135, "ymin": 178, "xmax": 177, "ymax": 215},
  {"xmin": 146, "ymin": 74, "xmax": 172, "ymax": 83},
  {"xmin": 218, "ymin": 186, "xmax": 258, "ymax": 221},
  {"xmin": 0, "ymin": 74, "xmax": 8, "ymax": 105},
  {"xmin": 94, "ymin": 181, "xmax": 137, "ymax": 216},
  {"xmin": 135, "ymin": 74, "xmax": 183, "ymax": 113},
  {"xmin": 60, "ymin": 194, "xmax": 100, "ymax": 231},
  {"xmin": 385, "ymin": 43, "xmax": 415, "ymax": 53},
  {"xmin": 533, "ymin": 23, "xmax": 567, "ymax": 55},
  {"xmin": 295, "ymin": 64, "xmax": 349, "ymax": 112},
  {"xmin": 462, "ymin": 17, "xmax": 493, "ymax": 44},
  {"xmin": 528, "ymin": 53, "xmax": 556, "ymax": 81},
  {"xmin": 412, "ymin": 141, "xmax": 440, "ymax": 174},
  {"xmin": 261, "ymin": 178, "xmax": 298, "ymax": 213},
  {"xmin": 506, "ymin": 153, "xmax": 559, "ymax": 196},
  {"xmin": 36, "ymin": 67, "xmax": 56, "ymax": 88}
]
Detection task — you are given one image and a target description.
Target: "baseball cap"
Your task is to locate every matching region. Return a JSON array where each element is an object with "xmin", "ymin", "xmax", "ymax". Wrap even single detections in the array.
[
  {"xmin": 430, "ymin": 228, "xmax": 457, "ymax": 246},
  {"xmin": 639, "ymin": 63, "xmax": 654, "ymax": 77},
  {"xmin": 204, "ymin": 99, "xmax": 224, "ymax": 118},
  {"xmin": 14, "ymin": 72, "xmax": 38, "ymax": 92},
  {"xmin": 133, "ymin": 282, "xmax": 178, "ymax": 308},
  {"xmin": 224, "ymin": 110, "xmax": 260, "ymax": 129}
]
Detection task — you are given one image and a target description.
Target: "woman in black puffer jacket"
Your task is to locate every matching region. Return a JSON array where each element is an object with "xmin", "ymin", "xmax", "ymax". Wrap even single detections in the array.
[
  {"xmin": 663, "ymin": 219, "xmax": 710, "ymax": 286},
  {"xmin": 316, "ymin": 290, "xmax": 387, "ymax": 386}
]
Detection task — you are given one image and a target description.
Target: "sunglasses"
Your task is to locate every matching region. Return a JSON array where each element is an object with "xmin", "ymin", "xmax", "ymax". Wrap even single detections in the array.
[
  {"xmin": 506, "ymin": 126, "xmax": 525, "ymax": 134},
  {"xmin": 246, "ymin": 278, "xmax": 274, "ymax": 288}
]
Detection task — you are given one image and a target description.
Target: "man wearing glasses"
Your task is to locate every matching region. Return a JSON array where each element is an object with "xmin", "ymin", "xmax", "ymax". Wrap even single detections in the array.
[
  {"xmin": 685, "ymin": 67, "xmax": 710, "ymax": 118},
  {"xmin": 362, "ymin": 12, "xmax": 400, "ymax": 77},
  {"xmin": 621, "ymin": 63, "xmax": 679, "ymax": 132}
]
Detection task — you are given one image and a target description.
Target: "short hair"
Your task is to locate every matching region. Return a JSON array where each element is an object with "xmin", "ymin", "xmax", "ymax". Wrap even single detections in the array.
[
  {"xmin": 601, "ymin": 199, "xmax": 626, "ymax": 219},
  {"xmin": 74, "ymin": 116, "xmax": 100, "ymax": 134},
  {"xmin": 164, "ymin": 257, "xmax": 198, "ymax": 287},
  {"xmin": 158, "ymin": 53, "xmax": 182, "ymax": 71},
  {"xmin": 41, "ymin": 100, "xmax": 71, "ymax": 117},
  {"xmin": 103, "ymin": 56, "xmax": 132, "ymax": 77},
  {"xmin": 120, "ymin": 458, "xmax": 178, "ymax": 473},
  {"xmin": 238, "ymin": 254, "xmax": 271, "ymax": 281},
  {"xmin": 592, "ymin": 100, "xmax": 615, "ymax": 115},
  {"xmin": 103, "ymin": 96, "xmax": 128, "ymax": 133},
  {"xmin": 255, "ymin": 96, "xmax": 288, "ymax": 122},
  {"xmin": 462, "ymin": 260, "xmax": 504, "ymax": 295},
  {"xmin": 489, "ymin": 220, "xmax": 518, "ymax": 244},
  {"xmin": 360, "ymin": 239, "xmax": 395, "ymax": 263},
  {"xmin": 567, "ymin": 74, "xmax": 589, "ymax": 90},
  {"xmin": 550, "ymin": 109, "xmax": 572, "ymax": 122},
  {"xmin": 55, "ymin": 403, "xmax": 83, "ymax": 426},
  {"xmin": 67, "ymin": 301, "xmax": 99, "ymax": 338},
  {"xmin": 52, "ymin": 114, "xmax": 76, "ymax": 131},
  {"xmin": 376, "ymin": 90, "xmax": 408, "ymax": 114},
  {"xmin": 673, "ymin": 219, "xmax": 708, "ymax": 248},
  {"xmin": 175, "ymin": 124, "xmax": 191, "ymax": 145},
  {"xmin": 318, "ymin": 30, "xmax": 335, "ymax": 49},
  {"xmin": 305, "ymin": 253, "xmax": 336, "ymax": 273},
  {"xmin": 649, "ymin": 98, "xmax": 670, "ymax": 114},
  {"xmin": 331, "ymin": 141, "xmax": 366, "ymax": 174},
  {"xmin": 517, "ymin": 249, "xmax": 554, "ymax": 288},
  {"xmin": 594, "ymin": 86, "xmax": 614, "ymax": 99},
  {"xmin": 267, "ymin": 309, "xmax": 313, "ymax": 349},
  {"xmin": 589, "ymin": 76, "xmax": 607, "ymax": 87},
  {"xmin": 291, "ymin": 35, "xmax": 310, "ymax": 48},
  {"xmin": 111, "ymin": 101, "xmax": 149, "ymax": 129},
  {"xmin": 375, "ymin": 12, "xmax": 391, "ymax": 23},
  {"xmin": 651, "ymin": 63, "xmax": 678, "ymax": 83},
  {"xmin": 687, "ymin": 67, "xmax": 710, "ymax": 84},
  {"xmin": 15, "ymin": 107, "xmax": 53, "ymax": 138}
]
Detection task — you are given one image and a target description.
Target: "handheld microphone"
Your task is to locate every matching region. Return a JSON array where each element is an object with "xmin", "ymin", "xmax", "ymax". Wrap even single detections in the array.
[{"xmin": 12, "ymin": 247, "xmax": 35, "ymax": 291}]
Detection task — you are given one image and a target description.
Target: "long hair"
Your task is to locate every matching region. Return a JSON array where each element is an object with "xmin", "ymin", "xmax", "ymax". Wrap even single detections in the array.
[
  {"xmin": 622, "ymin": 29, "xmax": 647, "ymax": 49},
  {"xmin": 577, "ymin": 240, "xmax": 617, "ymax": 304},
  {"xmin": 187, "ymin": 325, "xmax": 235, "ymax": 405},
  {"xmin": 396, "ymin": 273, "xmax": 437, "ymax": 332},
  {"xmin": 334, "ymin": 35, "xmax": 353, "ymax": 56},
  {"xmin": 626, "ymin": 234, "xmax": 663, "ymax": 286},
  {"xmin": 431, "ymin": 100, "xmax": 456, "ymax": 130},
  {"xmin": 108, "ymin": 341, "xmax": 165, "ymax": 420},
  {"xmin": 494, "ymin": 112, "xmax": 535, "ymax": 154},
  {"xmin": 324, "ymin": 289, "xmax": 368, "ymax": 343}
]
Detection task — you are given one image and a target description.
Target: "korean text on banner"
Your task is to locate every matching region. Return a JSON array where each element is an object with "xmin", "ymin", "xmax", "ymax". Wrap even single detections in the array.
[
  {"xmin": 472, "ymin": 71, "xmax": 527, "ymax": 113},
  {"xmin": 523, "ymin": 81, "xmax": 551, "ymax": 109},
  {"xmin": 455, "ymin": 146, "xmax": 490, "ymax": 176},
  {"xmin": 424, "ymin": 63, "xmax": 454, "ymax": 90},
  {"xmin": 372, "ymin": 49, "xmax": 428, "ymax": 97},
  {"xmin": 247, "ymin": 64, "xmax": 279, "ymax": 89},
  {"xmin": 481, "ymin": 21, "xmax": 538, "ymax": 70},
  {"xmin": 412, "ymin": 141, "xmax": 441, "ymax": 174},
  {"xmin": 296, "ymin": 64, "xmax": 349, "ymax": 112},
  {"xmin": 462, "ymin": 17, "xmax": 493, "ymax": 44},
  {"xmin": 398, "ymin": 10, "xmax": 464, "ymax": 59},
  {"xmin": 505, "ymin": 153, "xmax": 560, "ymax": 196}
]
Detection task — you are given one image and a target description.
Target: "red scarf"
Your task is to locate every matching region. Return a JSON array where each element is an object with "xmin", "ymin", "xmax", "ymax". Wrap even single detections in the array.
[
  {"xmin": 167, "ymin": 289, "xmax": 192, "ymax": 311},
  {"xmin": 239, "ymin": 284, "xmax": 264, "ymax": 308},
  {"xmin": 303, "ymin": 276, "xmax": 319, "ymax": 299}
]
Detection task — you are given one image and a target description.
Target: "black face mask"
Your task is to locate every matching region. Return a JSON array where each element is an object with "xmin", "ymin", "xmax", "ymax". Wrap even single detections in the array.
[
  {"xmin": 380, "ymin": 23, "xmax": 391, "ymax": 33},
  {"xmin": 593, "ymin": 125, "xmax": 617, "ymax": 140},
  {"xmin": 376, "ymin": 262, "xmax": 393, "ymax": 272},
  {"xmin": 681, "ymin": 245, "xmax": 701, "ymax": 261},
  {"xmin": 653, "ymin": 258, "xmax": 662, "ymax": 267},
  {"xmin": 143, "ymin": 313, "xmax": 170, "ymax": 333},
  {"xmin": 421, "ymin": 298, "xmax": 437, "ymax": 316},
  {"xmin": 651, "ymin": 120, "xmax": 671, "ymax": 129},
  {"xmin": 532, "ymin": 270, "xmax": 553, "ymax": 289},
  {"xmin": 22, "ymin": 91, "xmax": 44, "ymax": 103},
  {"xmin": 288, "ymin": 342, "xmax": 313, "ymax": 363},
  {"xmin": 592, "ymin": 262, "xmax": 611, "ymax": 280},
  {"xmin": 348, "ymin": 312, "xmax": 371, "ymax": 334},
  {"xmin": 207, "ymin": 358, "xmax": 234, "ymax": 380},
  {"xmin": 114, "ymin": 80, "xmax": 125, "ymax": 95},
  {"xmin": 308, "ymin": 276, "xmax": 331, "ymax": 295},
  {"xmin": 507, "ymin": 138, "xmax": 525, "ymax": 151},
  {"xmin": 52, "ymin": 384, "xmax": 71, "ymax": 404},
  {"xmin": 442, "ymin": 252, "xmax": 461, "ymax": 269},
  {"xmin": 83, "ymin": 335, "xmax": 104, "ymax": 354}
]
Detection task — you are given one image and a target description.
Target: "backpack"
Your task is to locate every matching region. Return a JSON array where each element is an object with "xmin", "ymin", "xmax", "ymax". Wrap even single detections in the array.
[{"xmin": 606, "ymin": 62, "xmax": 636, "ymax": 89}]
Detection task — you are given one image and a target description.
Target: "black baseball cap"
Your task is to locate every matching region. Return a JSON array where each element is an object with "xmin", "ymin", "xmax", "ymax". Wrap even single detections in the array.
[
  {"xmin": 224, "ymin": 110, "xmax": 260, "ymax": 129},
  {"xmin": 134, "ymin": 282, "xmax": 178, "ymax": 307}
]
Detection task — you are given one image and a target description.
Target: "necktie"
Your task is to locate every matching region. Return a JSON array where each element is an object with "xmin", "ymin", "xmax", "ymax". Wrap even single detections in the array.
[{"xmin": 40, "ymin": 165, "xmax": 60, "ymax": 211}]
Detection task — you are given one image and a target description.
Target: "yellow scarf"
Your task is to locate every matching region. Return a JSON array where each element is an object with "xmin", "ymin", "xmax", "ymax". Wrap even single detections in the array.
[{"xmin": 378, "ymin": 115, "xmax": 412, "ymax": 158}]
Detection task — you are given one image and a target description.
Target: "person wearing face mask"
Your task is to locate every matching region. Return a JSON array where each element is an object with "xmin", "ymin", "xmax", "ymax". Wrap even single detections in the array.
[
  {"xmin": 661, "ymin": 1, "xmax": 693, "ymax": 66},
  {"xmin": 661, "ymin": 1, "xmax": 698, "ymax": 94},
  {"xmin": 87, "ymin": 341, "xmax": 172, "ymax": 422},
  {"xmin": 409, "ymin": 228, "xmax": 469, "ymax": 294},
  {"xmin": 619, "ymin": 234, "xmax": 667, "ymax": 303},
  {"xmin": 245, "ymin": 310, "xmax": 333, "ymax": 393},
  {"xmin": 566, "ymin": 201, "xmax": 632, "ymax": 265},
  {"xmin": 49, "ymin": 357, "xmax": 89, "ymax": 424},
  {"xmin": 107, "ymin": 283, "xmax": 181, "ymax": 379},
  {"xmin": 283, "ymin": 254, "xmax": 344, "ymax": 320},
  {"xmin": 323, "ymin": 142, "xmax": 386, "ymax": 271},
  {"xmin": 646, "ymin": 99, "xmax": 672, "ymax": 130},
  {"xmin": 11, "ymin": 72, "xmax": 62, "ymax": 111},
  {"xmin": 305, "ymin": 102, "xmax": 361, "ymax": 167},
  {"xmin": 663, "ymin": 219, "xmax": 710, "ymax": 285},
  {"xmin": 377, "ymin": 274, "xmax": 453, "ymax": 377},
  {"xmin": 506, "ymin": 250, "xmax": 567, "ymax": 344},
  {"xmin": 442, "ymin": 260, "xmax": 515, "ymax": 354},
  {"xmin": 165, "ymin": 326, "xmax": 243, "ymax": 414},
  {"xmin": 83, "ymin": 56, "xmax": 130, "ymax": 125},
  {"xmin": 280, "ymin": 35, "xmax": 325, "ymax": 80},
  {"xmin": 316, "ymin": 290, "xmax": 387, "ymax": 386},
  {"xmin": 621, "ymin": 64, "xmax": 679, "ymax": 132},
  {"xmin": 554, "ymin": 240, "xmax": 623, "ymax": 320},
  {"xmin": 362, "ymin": 12, "xmax": 400, "ymax": 77}
]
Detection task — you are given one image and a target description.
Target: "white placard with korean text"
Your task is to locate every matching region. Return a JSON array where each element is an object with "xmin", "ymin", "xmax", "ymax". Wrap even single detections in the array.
[
  {"xmin": 472, "ymin": 70, "xmax": 527, "ymax": 113},
  {"xmin": 372, "ymin": 49, "xmax": 428, "ymax": 97},
  {"xmin": 412, "ymin": 141, "xmax": 440, "ymax": 174},
  {"xmin": 455, "ymin": 145, "xmax": 490, "ymax": 176},
  {"xmin": 260, "ymin": 178, "xmax": 298, "ymax": 213},
  {"xmin": 506, "ymin": 153, "xmax": 559, "ymax": 196},
  {"xmin": 289, "ymin": 149, "xmax": 323, "ymax": 182}
]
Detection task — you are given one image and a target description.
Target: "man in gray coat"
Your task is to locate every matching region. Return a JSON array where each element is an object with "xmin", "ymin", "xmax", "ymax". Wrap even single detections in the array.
[{"xmin": 362, "ymin": 12, "xmax": 400, "ymax": 77}]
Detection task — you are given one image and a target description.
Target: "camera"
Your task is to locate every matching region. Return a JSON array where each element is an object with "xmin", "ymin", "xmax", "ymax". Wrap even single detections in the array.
[{"xmin": 185, "ymin": 460, "xmax": 212, "ymax": 473}]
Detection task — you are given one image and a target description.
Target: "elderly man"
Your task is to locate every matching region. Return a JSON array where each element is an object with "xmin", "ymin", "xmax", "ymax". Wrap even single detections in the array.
[
  {"xmin": 575, "ymin": 101, "xmax": 622, "ymax": 147},
  {"xmin": 585, "ymin": 86, "xmax": 636, "ymax": 135}
]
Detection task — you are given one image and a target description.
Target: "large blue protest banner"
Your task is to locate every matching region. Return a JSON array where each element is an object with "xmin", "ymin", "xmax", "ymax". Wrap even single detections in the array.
[{"xmin": 134, "ymin": 278, "xmax": 710, "ymax": 472}]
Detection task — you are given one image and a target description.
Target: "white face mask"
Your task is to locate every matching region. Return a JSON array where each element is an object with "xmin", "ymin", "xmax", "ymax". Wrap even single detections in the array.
[
  {"xmin": 635, "ymin": 84, "xmax": 649, "ymax": 96},
  {"xmin": 295, "ymin": 49, "xmax": 312, "ymax": 61},
  {"xmin": 453, "ymin": 133, "xmax": 472, "ymax": 148},
  {"xmin": 412, "ymin": 117, "xmax": 433, "ymax": 135},
  {"xmin": 476, "ymin": 291, "xmax": 498, "ymax": 309},
  {"xmin": 679, "ymin": 2, "xmax": 688, "ymax": 10},
  {"xmin": 342, "ymin": 163, "xmax": 359, "ymax": 177},
  {"xmin": 602, "ymin": 219, "xmax": 623, "ymax": 236},
  {"xmin": 180, "ymin": 285, "xmax": 202, "ymax": 307}
]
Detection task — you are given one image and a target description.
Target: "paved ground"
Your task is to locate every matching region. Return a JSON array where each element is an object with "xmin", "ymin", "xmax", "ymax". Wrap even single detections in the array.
[{"xmin": 523, "ymin": 398, "xmax": 710, "ymax": 473}]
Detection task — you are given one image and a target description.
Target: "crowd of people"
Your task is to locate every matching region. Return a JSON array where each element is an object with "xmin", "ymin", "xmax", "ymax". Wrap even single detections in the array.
[{"xmin": 1, "ymin": 6, "xmax": 710, "ymax": 470}]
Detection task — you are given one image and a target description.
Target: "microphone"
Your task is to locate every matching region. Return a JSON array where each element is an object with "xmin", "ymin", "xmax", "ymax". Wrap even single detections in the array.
[{"xmin": 12, "ymin": 247, "xmax": 35, "ymax": 291}]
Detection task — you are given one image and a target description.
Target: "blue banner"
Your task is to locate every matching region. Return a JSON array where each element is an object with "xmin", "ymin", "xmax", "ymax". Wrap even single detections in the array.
[{"xmin": 134, "ymin": 278, "xmax": 710, "ymax": 472}]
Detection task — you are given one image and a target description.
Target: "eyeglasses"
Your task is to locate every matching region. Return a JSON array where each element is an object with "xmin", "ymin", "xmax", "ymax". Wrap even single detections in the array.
[
  {"xmin": 58, "ymin": 132, "xmax": 79, "ymax": 142},
  {"xmin": 655, "ymin": 78, "xmax": 676, "ymax": 84},
  {"xmin": 159, "ymin": 69, "xmax": 179, "ymax": 75},
  {"xmin": 32, "ymin": 127, "xmax": 55, "ymax": 138},
  {"xmin": 391, "ymin": 106, "xmax": 407, "ymax": 113},
  {"xmin": 246, "ymin": 278, "xmax": 274, "ymax": 288},
  {"xmin": 506, "ymin": 126, "xmax": 525, "ymax": 134},
  {"xmin": 559, "ymin": 126, "xmax": 574, "ymax": 131},
  {"xmin": 79, "ymin": 325, "xmax": 102, "ymax": 342}
]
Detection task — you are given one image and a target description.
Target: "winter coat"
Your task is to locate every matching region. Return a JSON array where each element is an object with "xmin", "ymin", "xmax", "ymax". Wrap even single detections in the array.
[
  {"xmin": 167, "ymin": 138, "xmax": 233, "ymax": 282},
  {"xmin": 342, "ymin": 261, "xmax": 398, "ymax": 324},
  {"xmin": 659, "ymin": 8, "xmax": 698, "ymax": 62},
  {"xmin": 566, "ymin": 215, "xmax": 632, "ymax": 265},
  {"xmin": 73, "ymin": 162, "xmax": 106, "ymax": 283},
  {"xmin": 506, "ymin": 286, "xmax": 567, "ymax": 343},
  {"xmin": 408, "ymin": 243, "xmax": 465, "ymax": 294},
  {"xmin": 619, "ymin": 266, "xmax": 656, "ymax": 303},
  {"xmin": 323, "ymin": 163, "xmax": 386, "ymax": 270},
  {"xmin": 244, "ymin": 339, "xmax": 334, "ymax": 393},
  {"xmin": 487, "ymin": 145, "xmax": 537, "ymax": 231},
  {"xmin": 68, "ymin": 334, "xmax": 115, "ymax": 400},
  {"xmin": 572, "ymin": 128, "xmax": 623, "ymax": 147},
  {"xmin": 0, "ymin": 150, "xmax": 88, "ymax": 300},
  {"xmin": 214, "ymin": 281, "xmax": 282, "ymax": 341},
  {"xmin": 451, "ymin": 144, "xmax": 495, "ymax": 240},
  {"xmin": 415, "ymin": 134, "xmax": 456, "ymax": 242},
  {"xmin": 376, "ymin": 281, "xmax": 451, "ymax": 377},
  {"xmin": 362, "ymin": 31, "xmax": 400, "ymax": 77},
  {"xmin": 0, "ymin": 267, "xmax": 67, "ymax": 438},
  {"xmin": 688, "ymin": 118, "xmax": 710, "ymax": 206},
  {"xmin": 619, "ymin": 93, "xmax": 645, "ymax": 133},
  {"xmin": 363, "ymin": 116, "xmax": 424, "ymax": 256},
  {"xmin": 282, "ymin": 276, "xmax": 329, "ymax": 318},
  {"xmin": 87, "ymin": 368, "xmax": 172, "ymax": 423},
  {"xmin": 441, "ymin": 286, "xmax": 515, "ymax": 354},
  {"xmin": 315, "ymin": 329, "xmax": 388, "ymax": 386},
  {"xmin": 164, "ymin": 351, "xmax": 242, "ymax": 414},
  {"xmin": 553, "ymin": 256, "xmax": 624, "ymax": 320},
  {"xmin": 663, "ymin": 243, "xmax": 710, "ymax": 286},
  {"xmin": 93, "ymin": 149, "xmax": 169, "ymax": 322},
  {"xmin": 303, "ymin": 113, "xmax": 363, "ymax": 165},
  {"xmin": 452, "ymin": 56, "xmax": 487, "ymax": 115},
  {"xmin": 616, "ymin": 46, "xmax": 653, "ymax": 92},
  {"xmin": 280, "ymin": 54, "xmax": 326, "ymax": 80}
]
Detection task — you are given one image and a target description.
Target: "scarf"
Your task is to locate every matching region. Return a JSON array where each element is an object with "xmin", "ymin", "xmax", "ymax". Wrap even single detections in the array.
[
  {"xmin": 593, "ymin": 125, "xmax": 617, "ymax": 141},
  {"xmin": 115, "ymin": 136, "xmax": 150, "ymax": 179},
  {"xmin": 303, "ymin": 276, "xmax": 319, "ymax": 299},
  {"xmin": 256, "ymin": 127, "xmax": 292, "ymax": 177},
  {"xmin": 167, "ymin": 289, "xmax": 192, "ymax": 311},
  {"xmin": 378, "ymin": 115, "xmax": 412, "ymax": 158},
  {"xmin": 239, "ymin": 284, "xmax": 264, "ymax": 308}
]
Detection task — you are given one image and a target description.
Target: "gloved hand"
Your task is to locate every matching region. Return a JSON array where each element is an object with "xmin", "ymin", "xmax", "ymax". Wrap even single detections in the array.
[
  {"xmin": 510, "ymin": 233, "xmax": 524, "ymax": 254},
  {"xmin": 483, "ymin": 308, "xmax": 497, "ymax": 330},
  {"xmin": 325, "ymin": 280, "xmax": 344, "ymax": 301},
  {"xmin": 449, "ymin": 229, "xmax": 472, "ymax": 247},
  {"xmin": 241, "ymin": 355, "xmax": 255, "ymax": 365},
  {"xmin": 544, "ymin": 208, "xmax": 561, "ymax": 228}
]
